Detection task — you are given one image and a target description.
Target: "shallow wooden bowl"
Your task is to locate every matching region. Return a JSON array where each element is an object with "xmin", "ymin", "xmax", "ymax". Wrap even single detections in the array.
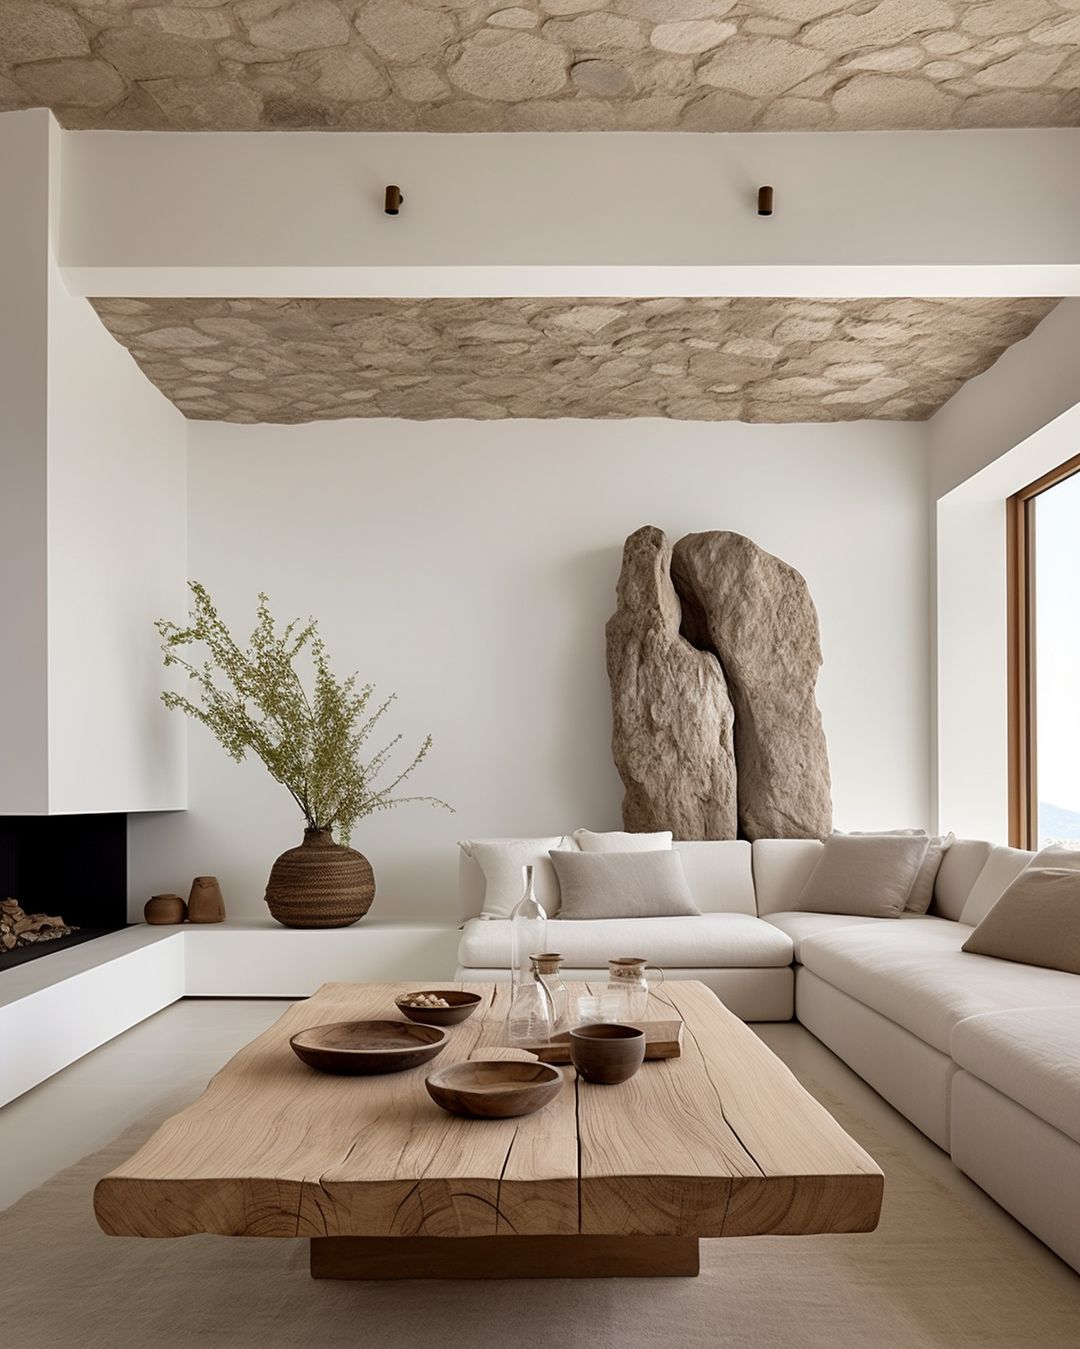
[
  {"xmin": 290, "ymin": 1020, "xmax": 447, "ymax": 1075},
  {"xmin": 425, "ymin": 1059, "xmax": 564, "ymax": 1118},
  {"xmin": 395, "ymin": 990, "xmax": 483, "ymax": 1026}
]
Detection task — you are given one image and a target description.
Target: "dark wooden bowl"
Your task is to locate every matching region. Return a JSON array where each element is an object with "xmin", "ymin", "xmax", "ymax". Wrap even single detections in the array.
[
  {"xmin": 290, "ymin": 1020, "xmax": 447, "ymax": 1075},
  {"xmin": 395, "ymin": 990, "xmax": 483, "ymax": 1026},
  {"xmin": 569, "ymin": 1023, "xmax": 646, "ymax": 1085},
  {"xmin": 425, "ymin": 1060, "xmax": 564, "ymax": 1118}
]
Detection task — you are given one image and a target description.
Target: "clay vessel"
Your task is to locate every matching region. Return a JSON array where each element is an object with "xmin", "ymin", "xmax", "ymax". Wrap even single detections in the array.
[
  {"xmin": 569, "ymin": 1023, "xmax": 646, "ymax": 1085},
  {"xmin": 187, "ymin": 876, "xmax": 225, "ymax": 923},
  {"xmin": 144, "ymin": 893, "xmax": 187, "ymax": 925}
]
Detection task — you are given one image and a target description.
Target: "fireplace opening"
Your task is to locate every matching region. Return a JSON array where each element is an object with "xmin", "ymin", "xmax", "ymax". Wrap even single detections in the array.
[{"xmin": 0, "ymin": 814, "xmax": 127, "ymax": 971}]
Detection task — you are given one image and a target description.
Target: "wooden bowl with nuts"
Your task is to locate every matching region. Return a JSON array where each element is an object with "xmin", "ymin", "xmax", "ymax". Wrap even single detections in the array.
[{"xmin": 395, "ymin": 990, "xmax": 482, "ymax": 1027}]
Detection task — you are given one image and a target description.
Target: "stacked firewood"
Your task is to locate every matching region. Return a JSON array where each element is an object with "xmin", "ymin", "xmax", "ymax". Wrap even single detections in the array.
[{"xmin": 0, "ymin": 898, "xmax": 78, "ymax": 952}]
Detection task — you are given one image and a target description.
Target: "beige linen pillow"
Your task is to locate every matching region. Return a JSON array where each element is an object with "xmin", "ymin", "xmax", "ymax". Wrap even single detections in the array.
[
  {"xmin": 459, "ymin": 837, "xmax": 574, "ymax": 919},
  {"xmin": 842, "ymin": 829, "xmax": 953, "ymax": 913},
  {"xmin": 549, "ymin": 849, "xmax": 700, "ymax": 920},
  {"xmin": 573, "ymin": 829, "xmax": 673, "ymax": 853},
  {"xmin": 796, "ymin": 833, "xmax": 931, "ymax": 918},
  {"xmin": 905, "ymin": 833, "xmax": 954, "ymax": 914},
  {"xmin": 962, "ymin": 867, "xmax": 1080, "ymax": 975}
]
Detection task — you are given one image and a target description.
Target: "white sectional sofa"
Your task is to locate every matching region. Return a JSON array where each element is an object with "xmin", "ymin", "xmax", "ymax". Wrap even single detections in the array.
[{"xmin": 456, "ymin": 836, "xmax": 1080, "ymax": 1272}]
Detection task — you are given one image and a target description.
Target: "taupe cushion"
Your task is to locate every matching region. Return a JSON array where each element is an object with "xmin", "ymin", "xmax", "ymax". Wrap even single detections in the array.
[
  {"xmin": 906, "ymin": 833, "xmax": 954, "ymax": 914},
  {"xmin": 962, "ymin": 867, "xmax": 1080, "ymax": 975},
  {"xmin": 843, "ymin": 829, "xmax": 953, "ymax": 913},
  {"xmin": 796, "ymin": 833, "xmax": 930, "ymax": 919},
  {"xmin": 549, "ymin": 849, "xmax": 700, "ymax": 920}
]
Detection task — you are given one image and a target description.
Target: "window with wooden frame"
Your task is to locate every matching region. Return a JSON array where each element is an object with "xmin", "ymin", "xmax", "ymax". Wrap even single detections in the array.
[{"xmin": 1008, "ymin": 451, "xmax": 1080, "ymax": 850}]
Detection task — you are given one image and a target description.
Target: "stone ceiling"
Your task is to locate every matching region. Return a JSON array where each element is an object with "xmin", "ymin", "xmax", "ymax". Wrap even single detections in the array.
[
  {"xmin": 0, "ymin": 2, "xmax": 1078, "ymax": 131},
  {"xmin": 90, "ymin": 295, "xmax": 1058, "ymax": 423}
]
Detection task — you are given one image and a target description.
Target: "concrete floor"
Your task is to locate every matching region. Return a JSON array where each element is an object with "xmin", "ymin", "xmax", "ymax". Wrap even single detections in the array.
[{"xmin": 0, "ymin": 1000, "xmax": 1076, "ymax": 1293}]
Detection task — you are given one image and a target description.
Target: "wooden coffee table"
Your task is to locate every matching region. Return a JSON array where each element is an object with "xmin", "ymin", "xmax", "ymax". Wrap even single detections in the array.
[{"xmin": 94, "ymin": 981, "xmax": 883, "ymax": 1279}]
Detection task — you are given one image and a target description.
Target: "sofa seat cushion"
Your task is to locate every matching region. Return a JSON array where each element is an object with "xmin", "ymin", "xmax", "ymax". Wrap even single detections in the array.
[
  {"xmin": 952, "ymin": 1007, "xmax": 1080, "ymax": 1146},
  {"xmin": 458, "ymin": 913, "xmax": 793, "ymax": 971},
  {"xmin": 798, "ymin": 919, "xmax": 1080, "ymax": 1054},
  {"xmin": 764, "ymin": 911, "xmax": 899, "ymax": 960}
]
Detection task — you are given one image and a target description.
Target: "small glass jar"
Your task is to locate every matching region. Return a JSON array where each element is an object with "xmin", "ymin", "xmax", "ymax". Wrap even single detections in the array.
[
  {"xmin": 604, "ymin": 957, "xmax": 665, "ymax": 1022},
  {"xmin": 531, "ymin": 953, "xmax": 570, "ymax": 1032}
]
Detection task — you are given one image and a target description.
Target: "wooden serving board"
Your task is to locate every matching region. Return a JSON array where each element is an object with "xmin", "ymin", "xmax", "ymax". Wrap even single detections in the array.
[{"xmin": 520, "ymin": 1019, "xmax": 684, "ymax": 1065}]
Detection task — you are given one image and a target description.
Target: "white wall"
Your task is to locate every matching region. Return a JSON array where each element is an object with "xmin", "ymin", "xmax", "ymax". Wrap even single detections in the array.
[
  {"xmin": 0, "ymin": 112, "xmax": 51, "ymax": 813},
  {"xmin": 930, "ymin": 300, "xmax": 1080, "ymax": 841},
  {"xmin": 0, "ymin": 107, "xmax": 188, "ymax": 816},
  {"xmin": 46, "ymin": 276, "xmax": 188, "ymax": 813},
  {"xmin": 59, "ymin": 129, "xmax": 1080, "ymax": 298},
  {"xmin": 127, "ymin": 417, "xmax": 930, "ymax": 922}
]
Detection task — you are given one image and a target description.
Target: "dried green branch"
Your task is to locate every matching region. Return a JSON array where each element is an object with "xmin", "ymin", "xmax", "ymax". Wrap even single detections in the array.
[{"xmin": 156, "ymin": 582, "xmax": 451, "ymax": 844}]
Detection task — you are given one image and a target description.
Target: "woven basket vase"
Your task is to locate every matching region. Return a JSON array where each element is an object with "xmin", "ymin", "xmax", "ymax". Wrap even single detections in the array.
[{"xmin": 264, "ymin": 827, "xmax": 375, "ymax": 928}]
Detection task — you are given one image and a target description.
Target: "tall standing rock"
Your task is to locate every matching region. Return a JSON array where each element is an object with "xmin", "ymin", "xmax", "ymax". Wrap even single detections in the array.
[
  {"xmin": 606, "ymin": 526, "xmax": 738, "ymax": 840},
  {"xmin": 670, "ymin": 531, "xmax": 832, "ymax": 841}
]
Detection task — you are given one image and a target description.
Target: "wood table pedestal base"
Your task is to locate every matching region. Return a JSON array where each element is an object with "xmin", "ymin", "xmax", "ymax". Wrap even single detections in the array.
[{"xmin": 310, "ymin": 1235, "xmax": 701, "ymax": 1280}]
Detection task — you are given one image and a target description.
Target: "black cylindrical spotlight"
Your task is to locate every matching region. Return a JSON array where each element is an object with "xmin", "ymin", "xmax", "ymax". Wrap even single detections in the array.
[
  {"xmin": 757, "ymin": 185, "xmax": 774, "ymax": 216},
  {"xmin": 384, "ymin": 185, "xmax": 404, "ymax": 215}
]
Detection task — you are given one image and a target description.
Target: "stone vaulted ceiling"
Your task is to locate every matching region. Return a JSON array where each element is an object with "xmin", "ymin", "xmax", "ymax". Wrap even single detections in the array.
[
  {"xmin": 2, "ymin": 1, "xmax": 1080, "ymax": 131},
  {"xmin": 90, "ymin": 296, "xmax": 1059, "ymax": 424}
]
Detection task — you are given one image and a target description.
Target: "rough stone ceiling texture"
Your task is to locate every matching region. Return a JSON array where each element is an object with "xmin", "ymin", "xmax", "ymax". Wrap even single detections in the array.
[
  {"xmin": 90, "ymin": 295, "xmax": 1059, "ymax": 423},
  {"xmin": 2, "ymin": 2, "xmax": 1080, "ymax": 131}
]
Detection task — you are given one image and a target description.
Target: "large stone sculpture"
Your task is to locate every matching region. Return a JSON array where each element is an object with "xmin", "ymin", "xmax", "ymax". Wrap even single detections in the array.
[
  {"xmin": 671, "ymin": 532, "xmax": 832, "ymax": 841},
  {"xmin": 606, "ymin": 527, "xmax": 737, "ymax": 841},
  {"xmin": 607, "ymin": 527, "xmax": 832, "ymax": 842}
]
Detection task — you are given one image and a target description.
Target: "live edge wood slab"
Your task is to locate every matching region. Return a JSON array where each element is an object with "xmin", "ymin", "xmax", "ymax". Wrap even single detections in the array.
[{"xmin": 94, "ymin": 981, "xmax": 883, "ymax": 1280}]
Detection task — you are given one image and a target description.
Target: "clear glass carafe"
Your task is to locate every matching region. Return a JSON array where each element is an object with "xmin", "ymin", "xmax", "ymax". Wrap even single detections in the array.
[
  {"xmin": 605, "ymin": 957, "xmax": 665, "ymax": 1022},
  {"xmin": 509, "ymin": 864, "xmax": 548, "ymax": 999},
  {"xmin": 507, "ymin": 954, "xmax": 558, "ymax": 1046}
]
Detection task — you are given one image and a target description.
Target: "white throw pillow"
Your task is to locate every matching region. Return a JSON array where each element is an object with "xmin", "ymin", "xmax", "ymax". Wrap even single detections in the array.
[
  {"xmin": 458, "ymin": 837, "xmax": 575, "ymax": 919},
  {"xmin": 573, "ymin": 828, "xmax": 673, "ymax": 852}
]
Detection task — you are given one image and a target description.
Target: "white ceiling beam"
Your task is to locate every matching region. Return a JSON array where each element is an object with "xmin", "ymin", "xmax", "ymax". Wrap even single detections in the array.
[{"xmin": 58, "ymin": 127, "xmax": 1080, "ymax": 298}]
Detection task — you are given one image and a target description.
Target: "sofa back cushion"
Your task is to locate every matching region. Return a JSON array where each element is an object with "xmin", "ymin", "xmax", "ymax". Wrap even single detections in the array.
[
  {"xmin": 958, "ymin": 845, "xmax": 1036, "ymax": 927},
  {"xmin": 751, "ymin": 839, "xmax": 824, "ymax": 916},
  {"xmin": 931, "ymin": 839, "xmax": 993, "ymax": 921},
  {"xmin": 457, "ymin": 837, "xmax": 754, "ymax": 920},
  {"xmin": 673, "ymin": 841, "xmax": 755, "ymax": 915}
]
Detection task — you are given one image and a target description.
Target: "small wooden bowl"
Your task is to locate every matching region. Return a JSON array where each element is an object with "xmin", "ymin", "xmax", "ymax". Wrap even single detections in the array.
[
  {"xmin": 290, "ymin": 1020, "xmax": 447, "ymax": 1075},
  {"xmin": 395, "ymin": 990, "xmax": 482, "ymax": 1027},
  {"xmin": 569, "ymin": 1023, "xmax": 646, "ymax": 1085},
  {"xmin": 425, "ymin": 1060, "xmax": 563, "ymax": 1118}
]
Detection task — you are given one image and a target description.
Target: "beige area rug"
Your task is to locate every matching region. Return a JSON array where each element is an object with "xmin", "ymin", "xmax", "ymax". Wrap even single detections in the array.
[{"xmin": 3, "ymin": 1074, "xmax": 1078, "ymax": 1349}]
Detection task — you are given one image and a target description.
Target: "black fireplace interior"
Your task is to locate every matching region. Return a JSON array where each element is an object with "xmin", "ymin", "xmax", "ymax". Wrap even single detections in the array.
[{"xmin": 0, "ymin": 814, "xmax": 127, "ymax": 969}]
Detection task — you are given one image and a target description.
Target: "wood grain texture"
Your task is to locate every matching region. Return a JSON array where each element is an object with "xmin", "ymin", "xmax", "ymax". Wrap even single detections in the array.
[{"xmin": 94, "ymin": 980, "xmax": 882, "ymax": 1247}]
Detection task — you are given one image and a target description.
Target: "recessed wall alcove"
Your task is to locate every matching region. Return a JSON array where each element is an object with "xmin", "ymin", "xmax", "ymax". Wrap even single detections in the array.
[{"xmin": 0, "ymin": 815, "xmax": 127, "ymax": 970}]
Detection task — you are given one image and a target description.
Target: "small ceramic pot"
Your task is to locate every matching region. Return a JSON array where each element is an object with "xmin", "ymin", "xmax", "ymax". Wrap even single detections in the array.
[
  {"xmin": 569, "ymin": 1023, "xmax": 646, "ymax": 1085},
  {"xmin": 144, "ymin": 894, "xmax": 187, "ymax": 925},
  {"xmin": 188, "ymin": 876, "xmax": 225, "ymax": 924}
]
